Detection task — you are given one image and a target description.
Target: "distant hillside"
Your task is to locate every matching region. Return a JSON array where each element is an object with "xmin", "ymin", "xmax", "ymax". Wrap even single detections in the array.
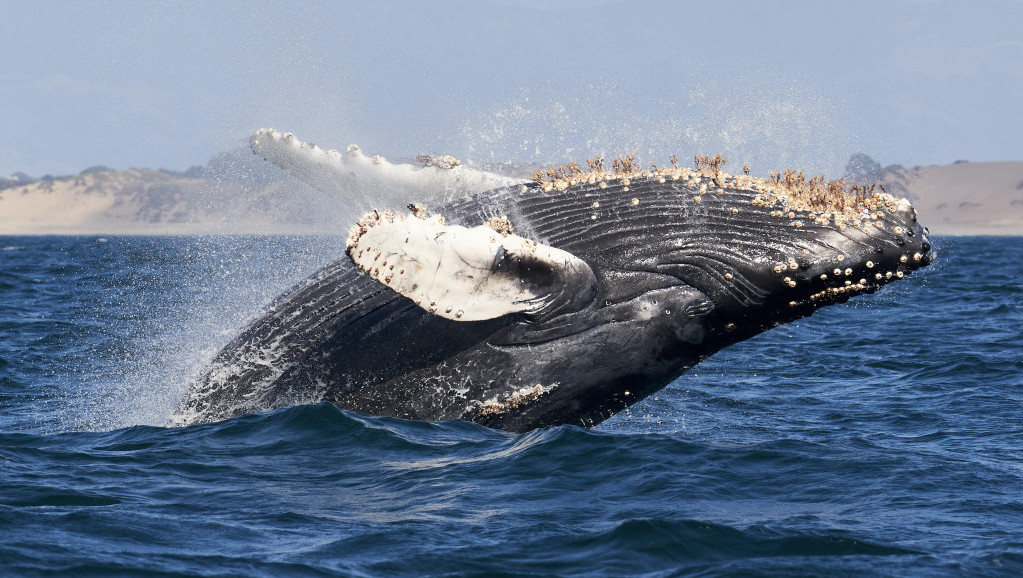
[
  {"xmin": 1, "ymin": 153, "xmax": 1021, "ymax": 235},
  {"xmin": 0, "ymin": 150, "xmax": 346, "ymax": 235},
  {"xmin": 866, "ymin": 160, "xmax": 1023, "ymax": 236}
]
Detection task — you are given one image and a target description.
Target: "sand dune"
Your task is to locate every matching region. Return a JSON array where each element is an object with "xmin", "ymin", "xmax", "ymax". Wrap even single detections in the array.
[{"xmin": 0, "ymin": 168, "xmax": 344, "ymax": 235}]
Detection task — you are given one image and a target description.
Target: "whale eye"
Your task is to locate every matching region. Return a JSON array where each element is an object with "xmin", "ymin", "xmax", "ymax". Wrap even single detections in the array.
[{"xmin": 493, "ymin": 245, "xmax": 507, "ymax": 269}]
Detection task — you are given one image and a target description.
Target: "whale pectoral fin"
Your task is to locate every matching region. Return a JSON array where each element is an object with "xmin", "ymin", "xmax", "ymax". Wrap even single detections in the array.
[
  {"xmin": 249, "ymin": 128, "xmax": 358, "ymax": 197},
  {"xmin": 250, "ymin": 128, "xmax": 523, "ymax": 200},
  {"xmin": 346, "ymin": 211, "xmax": 597, "ymax": 322}
]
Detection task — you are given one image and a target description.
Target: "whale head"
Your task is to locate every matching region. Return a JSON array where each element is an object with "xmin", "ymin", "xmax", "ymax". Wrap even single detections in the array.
[
  {"xmin": 708, "ymin": 194, "xmax": 932, "ymax": 342},
  {"xmin": 478, "ymin": 162, "xmax": 932, "ymax": 337},
  {"xmin": 443, "ymin": 161, "xmax": 935, "ymax": 429},
  {"xmin": 609, "ymin": 176, "xmax": 934, "ymax": 346}
]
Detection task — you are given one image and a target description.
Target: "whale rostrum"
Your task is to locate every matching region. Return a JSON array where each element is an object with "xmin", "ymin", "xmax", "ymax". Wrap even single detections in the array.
[{"xmin": 172, "ymin": 130, "xmax": 933, "ymax": 432}]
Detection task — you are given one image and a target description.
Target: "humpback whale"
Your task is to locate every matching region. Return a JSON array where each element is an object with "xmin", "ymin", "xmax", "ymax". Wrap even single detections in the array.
[{"xmin": 173, "ymin": 130, "xmax": 933, "ymax": 432}]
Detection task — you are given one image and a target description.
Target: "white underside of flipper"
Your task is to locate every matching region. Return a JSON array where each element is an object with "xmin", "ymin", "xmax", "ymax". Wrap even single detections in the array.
[
  {"xmin": 346, "ymin": 209, "xmax": 596, "ymax": 322},
  {"xmin": 250, "ymin": 128, "xmax": 523, "ymax": 202}
]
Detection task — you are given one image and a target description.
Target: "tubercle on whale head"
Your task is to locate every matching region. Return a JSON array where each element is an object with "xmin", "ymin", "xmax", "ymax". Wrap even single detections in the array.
[
  {"xmin": 714, "ymin": 218, "xmax": 932, "ymax": 342},
  {"xmin": 722, "ymin": 182, "xmax": 931, "ymax": 339},
  {"xmin": 516, "ymin": 154, "xmax": 933, "ymax": 343},
  {"xmin": 530, "ymin": 153, "xmax": 900, "ymax": 216}
]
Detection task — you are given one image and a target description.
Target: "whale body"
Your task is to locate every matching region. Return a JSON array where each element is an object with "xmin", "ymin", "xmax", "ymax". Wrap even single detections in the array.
[{"xmin": 173, "ymin": 131, "xmax": 933, "ymax": 432}]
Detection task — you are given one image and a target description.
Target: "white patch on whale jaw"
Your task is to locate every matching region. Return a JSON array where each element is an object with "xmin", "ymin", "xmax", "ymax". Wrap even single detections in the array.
[{"xmin": 346, "ymin": 208, "xmax": 597, "ymax": 322}]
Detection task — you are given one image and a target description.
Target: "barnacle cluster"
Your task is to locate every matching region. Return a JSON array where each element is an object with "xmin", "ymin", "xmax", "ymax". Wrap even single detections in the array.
[
  {"xmin": 485, "ymin": 216, "xmax": 514, "ymax": 237},
  {"xmin": 416, "ymin": 154, "xmax": 462, "ymax": 170},
  {"xmin": 529, "ymin": 153, "xmax": 901, "ymax": 233},
  {"xmin": 477, "ymin": 383, "xmax": 556, "ymax": 417}
]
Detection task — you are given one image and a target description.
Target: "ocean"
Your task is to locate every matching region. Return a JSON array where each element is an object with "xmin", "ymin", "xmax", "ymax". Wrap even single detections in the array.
[{"xmin": 1, "ymin": 235, "xmax": 1020, "ymax": 577}]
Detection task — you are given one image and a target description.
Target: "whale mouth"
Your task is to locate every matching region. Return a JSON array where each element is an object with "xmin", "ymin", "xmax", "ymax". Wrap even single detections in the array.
[
  {"xmin": 793, "ymin": 248, "xmax": 930, "ymax": 309},
  {"xmin": 782, "ymin": 214, "xmax": 931, "ymax": 302}
]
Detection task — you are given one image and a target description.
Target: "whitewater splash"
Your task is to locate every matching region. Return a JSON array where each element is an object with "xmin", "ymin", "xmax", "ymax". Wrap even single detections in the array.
[
  {"xmin": 52, "ymin": 236, "xmax": 341, "ymax": 432},
  {"xmin": 79, "ymin": 81, "xmax": 855, "ymax": 430}
]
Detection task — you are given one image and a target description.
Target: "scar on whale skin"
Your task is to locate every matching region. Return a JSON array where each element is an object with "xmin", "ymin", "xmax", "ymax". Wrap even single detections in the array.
[{"xmin": 172, "ymin": 129, "xmax": 934, "ymax": 432}]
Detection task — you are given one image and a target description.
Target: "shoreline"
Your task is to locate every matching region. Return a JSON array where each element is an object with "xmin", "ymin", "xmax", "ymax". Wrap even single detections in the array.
[{"xmin": 2, "ymin": 160, "xmax": 1021, "ymax": 237}]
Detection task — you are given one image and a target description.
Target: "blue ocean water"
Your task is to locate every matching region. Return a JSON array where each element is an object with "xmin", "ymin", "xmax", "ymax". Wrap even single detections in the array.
[{"xmin": 1, "ymin": 235, "xmax": 1020, "ymax": 577}]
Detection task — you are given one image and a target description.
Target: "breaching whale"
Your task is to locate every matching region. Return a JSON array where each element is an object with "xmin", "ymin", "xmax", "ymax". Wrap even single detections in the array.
[{"xmin": 173, "ymin": 129, "xmax": 933, "ymax": 432}]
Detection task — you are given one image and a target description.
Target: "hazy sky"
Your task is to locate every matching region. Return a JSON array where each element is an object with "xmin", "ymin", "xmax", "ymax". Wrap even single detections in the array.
[{"xmin": 2, "ymin": 0, "xmax": 1022, "ymax": 178}]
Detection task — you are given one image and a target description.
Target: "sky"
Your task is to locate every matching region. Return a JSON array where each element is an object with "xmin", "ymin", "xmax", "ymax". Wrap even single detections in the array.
[{"xmin": 2, "ymin": 0, "xmax": 1022, "ymax": 179}]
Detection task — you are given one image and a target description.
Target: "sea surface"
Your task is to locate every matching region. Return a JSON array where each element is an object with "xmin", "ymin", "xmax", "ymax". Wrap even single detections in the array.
[{"xmin": 1, "ymin": 235, "xmax": 1020, "ymax": 577}]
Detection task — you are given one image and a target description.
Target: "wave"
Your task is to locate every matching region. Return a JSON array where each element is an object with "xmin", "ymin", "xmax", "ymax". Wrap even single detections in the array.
[
  {"xmin": 2, "ymin": 236, "xmax": 1022, "ymax": 576},
  {"xmin": 0, "ymin": 404, "xmax": 929, "ymax": 576}
]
